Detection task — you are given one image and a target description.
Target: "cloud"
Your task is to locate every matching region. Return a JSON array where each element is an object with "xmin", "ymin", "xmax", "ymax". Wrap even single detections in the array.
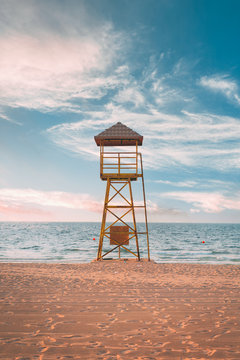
[
  {"xmin": 149, "ymin": 180, "xmax": 236, "ymax": 198},
  {"xmin": 160, "ymin": 191, "xmax": 240, "ymax": 213},
  {"xmin": 0, "ymin": 188, "xmax": 103, "ymax": 213},
  {"xmin": 1, "ymin": 1, "xmax": 239, "ymax": 175},
  {"xmin": 47, "ymin": 105, "xmax": 240, "ymax": 170},
  {"xmin": 131, "ymin": 199, "xmax": 186, "ymax": 222},
  {"xmin": 0, "ymin": 111, "xmax": 22, "ymax": 125},
  {"xmin": 0, "ymin": 187, "xmax": 169, "ymax": 222},
  {"xmin": 0, "ymin": 1, "xmax": 129, "ymax": 114},
  {"xmin": 44, "ymin": 48, "xmax": 240, "ymax": 173},
  {"xmin": 114, "ymin": 86, "xmax": 145, "ymax": 107},
  {"xmin": 147, "ymin": 200, "xmax": 184, "ymax": 216},
  {"xmin": 0, "ymin": 31, "xmax": 126, "ymax": 112},
  {"xmin": 150, "ymin": 180, "xmax": 197, "ymax": 188},
  {"xmin": 0, "ymin": 200, "xmax": 50, "ymax": 216},
  {"xmin": 199, "ymin": 75, "xmax": 240, "ymax": 105}
]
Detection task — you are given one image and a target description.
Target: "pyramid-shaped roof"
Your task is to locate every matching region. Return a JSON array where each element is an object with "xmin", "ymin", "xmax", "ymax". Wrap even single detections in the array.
[{"xmin": 94, "ymin": 122, "xmax": 143, "ymax": 146}]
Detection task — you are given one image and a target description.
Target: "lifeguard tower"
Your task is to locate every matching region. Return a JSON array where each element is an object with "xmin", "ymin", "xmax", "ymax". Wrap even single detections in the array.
[{"xmin": 94, "ymin": 122, "xmax": 150, "ymax": 261}]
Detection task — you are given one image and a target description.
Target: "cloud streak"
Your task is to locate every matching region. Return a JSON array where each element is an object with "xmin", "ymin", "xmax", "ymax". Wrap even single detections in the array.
[
  {"xmin": 0, "ymin": 31, "xmax": 127, "ymax": 112},
  {"xmin": 150, "ymin": 180, "xmax": 198, "ymax": 188},
  {"xmin": 160, "ymin": 191, "xmax": 240, "ymax": 213},
  {"xmin": 47, "ymin": 106, "xmax": 240, "ymax": 170},
  {"xmin": 0, "ymin": 111, "xmax": 22, "ymax": 125},
  {"xmin": 0, "ymin": 187, "xmax": 165, "ymax": 222},
  {"xmin": 0, "ymin": 0, "xmax": 130, "ymax": 114},
  {"xmin": 200, "ymin": 75, "xmax": 240, "ymax": 105},
  {"xmin": 0, "ymin": 188, "xmax": 103, "ymax": 213}
]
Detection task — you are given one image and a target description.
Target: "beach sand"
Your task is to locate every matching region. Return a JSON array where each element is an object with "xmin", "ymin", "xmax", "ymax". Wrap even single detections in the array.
[{"xmin": 0, "ymin": 261, "xmax": 239, "ymax": 359}]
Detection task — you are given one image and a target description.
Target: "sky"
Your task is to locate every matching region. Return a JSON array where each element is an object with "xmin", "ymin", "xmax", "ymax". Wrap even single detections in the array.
[{"xmin": 0, "ymin": 0, "xmax": 240, "ymax": 223}]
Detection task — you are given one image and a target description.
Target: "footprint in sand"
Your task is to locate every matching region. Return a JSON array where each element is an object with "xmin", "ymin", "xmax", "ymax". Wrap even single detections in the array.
[
  {"xmin": 187, "ymin": 340, "xmax": 199, "ymax": 348},
  {"xmin": 47, "ymin": 336, "xmax": 57, "ymax": 343},
  {"xmin": 178, "ymin": 321, "xmax": 187, "ymax": 328},
  {"xmin": 56, "ymin": 313, "xmax": 65, "ymax": 318},
  {"xmin": 45, "ymin": 317, "xmax": 61, "ymax": 330},
  {"xmin": 205, "ymin": 349, "xmax": 216, "ymax": 356},
  {"xmin": 42, "ymin": 307, "xmax": 50, "ymax": 313},
  {"xmin": 97, "ymin": 322, "xmax": 109, "ymax": 330},
  {"xmin": 32, "ymin": 330, "xmax": 40, "ymax": 337},
  {"xmin": 178, "ymin": 315, "xmax": 192, "ymax": 328},
  {"xmin": 158, "ymin": 341, "xmax": 171, "ymax": 348},
  {"xmin": 38, "ymin": 340, "xmax": 49, "ymax": 353}
]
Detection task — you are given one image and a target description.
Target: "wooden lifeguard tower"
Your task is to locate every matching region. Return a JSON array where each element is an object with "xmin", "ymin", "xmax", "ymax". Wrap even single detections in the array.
[{"xmin": 94, "ymin": 122, "xmax": 150, "ymax": 261}]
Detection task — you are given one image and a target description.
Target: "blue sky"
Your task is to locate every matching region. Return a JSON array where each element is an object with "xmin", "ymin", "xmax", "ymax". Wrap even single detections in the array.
[{"xmin": 0, "ymin": 0, "xmax": 239, "ymax": 222}]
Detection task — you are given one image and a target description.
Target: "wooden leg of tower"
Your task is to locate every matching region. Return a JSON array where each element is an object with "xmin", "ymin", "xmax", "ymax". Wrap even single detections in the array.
[
  {"xmin": 140, "ymin": 155, "xmax": 150, "ymax": 261},
  {"xmin": 142, "ymin": 176, "xmax": 150, "ymax": 261},
  {"xmin": 128, "ymin": 179, "xmax": 140, "ymax": 261},
  {"xmin": 97, "ymin": 178, "xmax": 110, "ymax": 260}
]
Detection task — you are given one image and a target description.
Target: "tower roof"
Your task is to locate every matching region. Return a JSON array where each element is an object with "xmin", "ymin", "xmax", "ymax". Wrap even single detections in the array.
[{"xmin": 94, "ymin": 122, "xmax": 143, "ymax": 146}]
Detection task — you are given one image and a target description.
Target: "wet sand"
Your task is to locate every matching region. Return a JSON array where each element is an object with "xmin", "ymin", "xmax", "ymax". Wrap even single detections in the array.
[{"xmin": 0, "ymin": 261, "xmax": 240, "ymax": 359}]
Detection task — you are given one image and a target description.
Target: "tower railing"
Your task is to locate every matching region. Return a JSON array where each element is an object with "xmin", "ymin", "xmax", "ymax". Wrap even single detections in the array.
[{"xmin": 100, "ymin": 151, "xmax": 141, "ymax": 179}]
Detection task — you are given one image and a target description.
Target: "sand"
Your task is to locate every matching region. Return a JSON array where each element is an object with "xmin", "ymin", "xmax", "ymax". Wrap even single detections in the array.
[{"xmin": 0, "ymin": 261, "xmax": 240, "ymax": 360}]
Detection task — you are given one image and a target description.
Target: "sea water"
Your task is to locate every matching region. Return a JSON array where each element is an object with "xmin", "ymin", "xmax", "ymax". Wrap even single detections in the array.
[{"xmin": 0, "ymin": 222, "xmax": 239, "ymax": 264}]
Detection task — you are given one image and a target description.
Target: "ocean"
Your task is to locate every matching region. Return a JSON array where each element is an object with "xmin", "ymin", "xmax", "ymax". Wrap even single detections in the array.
[{"xmin": 0, "ymin": 222, "xmax": 239, "ymax": 264}]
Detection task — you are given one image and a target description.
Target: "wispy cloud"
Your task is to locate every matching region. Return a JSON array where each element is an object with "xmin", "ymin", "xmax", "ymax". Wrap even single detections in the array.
[
  {"xmin": 160, "ymin": 191, "xmax": 240, "ymax": 213},
  {"xmin": 199, "ymin": 75, "xmax": 240, "ymax": 105},
  {"xmin": 0, "ymin": 31, "xmax": 127, "ymax": 112},
  {"xmin": 0, "ymin": 187, "xmax": 165, "ymax": 222},
  {"xmin": 150, "ymin": 180, "xmax": 197, "ymax": 188},
  {"xmin": 0, "ymin": 111, "xmax": 22, "ymax": 125},
  {"xmin": 0, "ymin": 200, "xmax": 50, "ymax": 216},
  {"xmin": 0, "ymin": 188, "xmax": 103, "ymax": 213},
  {"xmin": 147, "ymin": 200, "xmax": 184, "ymax": 216},
  {"xmin": 0, "ymin": 1, "xmax": 130, "ymax": 114},
  {"xmin": 48, "ymin": 106, "xmax": 240, "ymax": 170},
  {"xmin": 114, "ymin": 86, "xmax": 145, "ymax": 107},
  {"xmin": 1, "ymin": 0, "xmax": 240, "ymax": 177}
]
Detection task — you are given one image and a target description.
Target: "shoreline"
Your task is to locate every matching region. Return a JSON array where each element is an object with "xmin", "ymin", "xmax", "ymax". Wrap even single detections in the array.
[
  {"xmin": 0, "ymin": 262, "xmax": 240, "ymax": 359},
  {"xmin": 1, "ymin": 256, "xmax": 240, "ymax": 264}
]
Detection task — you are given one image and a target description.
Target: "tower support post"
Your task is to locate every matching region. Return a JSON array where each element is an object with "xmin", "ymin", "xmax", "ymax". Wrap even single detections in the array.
[
  {"xmin": 97, "ymin": 178, "xmax": 111, "ymax": 260},
  {"xmin": 128, "ymin": 178, "xmax": 140, "ymax": 261}
]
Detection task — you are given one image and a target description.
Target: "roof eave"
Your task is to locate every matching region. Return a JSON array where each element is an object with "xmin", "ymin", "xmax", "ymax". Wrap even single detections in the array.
[{"xmin": 94, "ymin": 136, "xmax": 143, "ymax": 146}]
